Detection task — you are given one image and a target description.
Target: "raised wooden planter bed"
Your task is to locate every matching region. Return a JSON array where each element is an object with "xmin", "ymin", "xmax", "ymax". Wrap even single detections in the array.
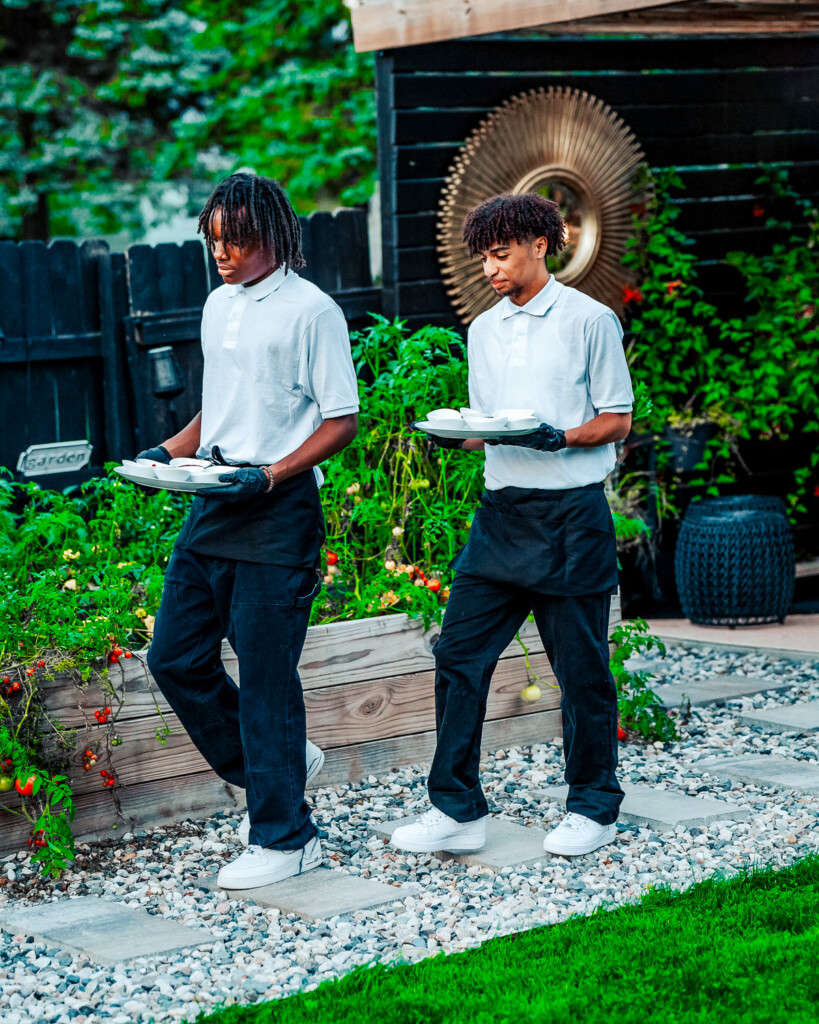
[{"xmin": 0, "ymin": 597, "xmax": 620, "ymax": 854}]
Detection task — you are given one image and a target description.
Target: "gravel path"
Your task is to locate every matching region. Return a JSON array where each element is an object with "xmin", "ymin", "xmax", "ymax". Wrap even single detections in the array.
[{"xmin": 1, "ymin": 642, "xmax": 818, "ymax": 1024}]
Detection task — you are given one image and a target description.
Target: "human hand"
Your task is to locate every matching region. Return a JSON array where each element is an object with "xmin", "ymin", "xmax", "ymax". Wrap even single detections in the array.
[
  {"xmin": 134, "ymin": 445, "xmax": 172, "ymax": 464},
  {"xmin": 427, "ymin": 434, "xmax": 465, "ymax": 451},
  {"xmin": 485, "ymin": 423, "xmax": 566, "ymax": 452},
  {"xmin": 198, "ymin": 467, "xmax": 271, "ymax": 502}
]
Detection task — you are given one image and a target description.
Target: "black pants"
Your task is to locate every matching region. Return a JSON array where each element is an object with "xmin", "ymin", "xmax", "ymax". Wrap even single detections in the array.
[
  {"xmin": 146, "ymin": 545, "xmax": 320, "ymax": 850},
  {"xmin": 428, "ymin": 572, "xmax": 624, "ymax": 825}
]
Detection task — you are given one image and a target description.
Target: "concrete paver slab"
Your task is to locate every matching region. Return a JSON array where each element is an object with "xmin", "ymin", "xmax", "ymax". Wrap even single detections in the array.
[
  {"xmin": 0, "ymin": 896, "xmax": 214, "ymax": 965},
  {"xmin": 652, "ymin": 674, "xmax": 794, "ymax": 710},
  {"xmin": 199, "ymin": 868, "xmax": 412, "ymax": 920},
  {"xmin": 372, "ymin": 816, "xmax": 548, "ymax": 869},
  {"xmin": 734, "ymin": 702, "xmax": 819, "ymax": 734},
  {"xmin": 646, "ymin": 616, "xmax": 819, "ymax": 661},
  {"xmin": 698, "ymin": 755, "xmax": 819, "ymax": 795},
  {"xmin": 541, "ymin": 782, "xmax": 750, "ymax": 829}
]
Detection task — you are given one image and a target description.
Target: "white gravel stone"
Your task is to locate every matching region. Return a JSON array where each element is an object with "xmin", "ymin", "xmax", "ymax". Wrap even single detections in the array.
[{"xmin": 0, "ymin": 643, "xmax": 817, "ymax": 1022}]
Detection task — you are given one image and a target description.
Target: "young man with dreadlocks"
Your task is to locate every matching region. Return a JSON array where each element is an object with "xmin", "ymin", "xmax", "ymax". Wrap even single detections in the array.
[
  {"xmin": 392, "ymin": 193, "xmax": 634, "ymax": 859},
  {"xmin": 136, "ymin": 173, "xmax": 359, "ymax": 889}
]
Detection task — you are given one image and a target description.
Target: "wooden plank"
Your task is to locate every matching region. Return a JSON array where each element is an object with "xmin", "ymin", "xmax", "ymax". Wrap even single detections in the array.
[
  {"xmin": 543, "ymin": 0, "xmax": 819, "ymax": 35},
  {"xmin": 387, "ymin": 35, "xmax": 819, "ymax": 73},
  {"xmin": 352, "ymin": 0, "xmax": 689, "ymax": 53},
  {"xmin": 395, "ymin": 98, "xmax": 819, "ymax": 146},
  {"xmin": 303, "ymin": 653, "xmax": 560, "ymax": 749},
  {"xmin": 302, "ymin": 212, "xmax": 339, "ymax": 292},
  {"xmin": 395, "ymin": 131, "xmax": 819, "ymax": 178},
  {"xmin": 313, "ymin": 708, "xmax": 563, "ymax": 786},
  {"xmin": 155, "ymin": 244, "xmax": 187, "ymax": 313},
  {"xmin": 393, "ymin": 67, "xmax": 819, "ymax": 111},
  {"xmin": 47, "ymin": 241, "xmax": 85, "ymax": 337},
  {"xmin": 126, "ymin": 245, "xmax": 160, "ymax": 314},
  {"xmin": 180, "ymin": 240, "xmax": 210, "ymax": 310},
  {"xmin": 335, "ymin": 209, "xmax": 373, "ymax": 291},
  {"xmin": 0, "ymin": 241, "xmax": 24, "ymax": 337},
  {"xmin": 0, "ymin": 771, "xmax": 243, "ymax": 856},
  {"xmin": 377, "ymin": 53, "xmax": 400, "ymax": 320},
  {"xmin": 21, "ymin": 241, "xmax": 53, "ymax": 341}
]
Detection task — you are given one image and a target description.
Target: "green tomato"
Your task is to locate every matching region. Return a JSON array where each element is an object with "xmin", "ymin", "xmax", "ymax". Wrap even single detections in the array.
[{"xmin": 0, "ymin": 776, "xmax": 14, "ymax": 792}]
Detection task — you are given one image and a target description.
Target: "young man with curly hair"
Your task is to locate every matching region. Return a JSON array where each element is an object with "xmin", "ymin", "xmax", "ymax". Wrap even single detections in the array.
[
  {"xmin": 136, "ymin": 173, "xmax": 359, "ymax": 889},
  {"xmin": 392, "ymin": 192, "xmax": 634, "ymax": 858}
]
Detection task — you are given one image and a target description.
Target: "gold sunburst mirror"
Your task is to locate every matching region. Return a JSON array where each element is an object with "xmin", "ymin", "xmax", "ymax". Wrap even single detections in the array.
[{"xmin": 437, "ymin": 87, "xmax": 650, "ymax": 323}]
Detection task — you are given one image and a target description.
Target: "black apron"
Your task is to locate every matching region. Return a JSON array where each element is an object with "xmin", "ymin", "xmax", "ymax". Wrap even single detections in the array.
[
  {"xmin": 176, "ymin": 468, "xmax": 325, "ymax": 567},
  {"xmin": 451, "ymin": 481, "xmax": 617, "ymax": 596}
]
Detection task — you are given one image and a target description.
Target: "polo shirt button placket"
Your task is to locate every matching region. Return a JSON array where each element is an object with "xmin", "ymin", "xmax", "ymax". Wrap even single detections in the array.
[{"xmin": 223, "ymin": 291, "xmax": 248, "ymax": 350}]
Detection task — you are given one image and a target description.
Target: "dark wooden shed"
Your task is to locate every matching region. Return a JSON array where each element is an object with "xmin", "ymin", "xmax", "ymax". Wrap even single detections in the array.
[{"xmin": 350, "ymin": 0, "xmax": 819, "ymax": 330}]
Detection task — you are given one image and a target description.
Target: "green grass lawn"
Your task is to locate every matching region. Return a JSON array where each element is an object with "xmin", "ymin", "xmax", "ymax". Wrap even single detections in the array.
[{"xmin": 194, "ymin": 856, "xmax": 819, "ymax": 1024}]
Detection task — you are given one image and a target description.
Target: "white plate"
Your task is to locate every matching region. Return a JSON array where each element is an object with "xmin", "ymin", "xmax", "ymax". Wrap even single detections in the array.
[
  {"xmin": 412, "ymin": 420, "xmax": 538, "ymax": 440},
  {"xmin": 114, "ymin": 466, "xmax": 230, "ymax": 492}
]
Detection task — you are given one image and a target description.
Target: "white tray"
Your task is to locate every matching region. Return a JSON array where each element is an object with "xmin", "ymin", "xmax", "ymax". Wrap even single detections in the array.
[
  {"xmin": 114, "ymin": 466, "xmax": 230, "ymax": 493},
  {"xmin": 413, "ymin": 420, "xmax": 539, "ymax": 440}
]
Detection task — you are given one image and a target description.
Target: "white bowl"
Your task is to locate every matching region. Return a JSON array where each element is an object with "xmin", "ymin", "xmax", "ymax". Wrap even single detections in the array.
[
  {"xmin": 170, "ymin": 458, "xmax": 213, "ymax": 469},
  {"xmin": 506, "ymin": 417, "xmax": 539, "ymax": 431},
  {"xmin": 427, "ymin": 408, "xmax": 463, "ymax": 423},
  {"xmin": 462, "ymin": 412, "xmax": 508, "ymax": 430},
  {"xmin": 189, "ymin": 466, "xmax": 240, "ymax": 484},
  {"xmin": 152, "ymin": 465, "xmax": 193, "ymax": 483},
  {"xmin": 131, "ymin": 459, "xmax": 159, "ymax": 476},
  {"xmin": 493, "ymin": 408, "xmax": 536, "ymax": 420}
]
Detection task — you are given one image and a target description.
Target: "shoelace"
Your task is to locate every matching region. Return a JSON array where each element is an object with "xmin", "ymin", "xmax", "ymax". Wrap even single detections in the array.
[
  {"xmin": 560, "ymin": 813, "xmax": 590, "ymax": 832},
  {"xmin": 417, "ymin": 807, "xmax": 448, "ymax": 827}
]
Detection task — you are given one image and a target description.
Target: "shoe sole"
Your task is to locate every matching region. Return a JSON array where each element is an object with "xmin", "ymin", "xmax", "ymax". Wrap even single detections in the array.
[
  {"xmin": 218, "ymin": 849, "xmax": 322, "ymax": 890},
  {"xmin": 238, "ymin": 746, "xmax": 325, "ymax": 847},
  {"xmin": 542, "ymin": 827, "xmax": 616, "ymax": 857},
  {"xmin": 391, "ymin": 835, "xmax": 486, "ymax": 854}
]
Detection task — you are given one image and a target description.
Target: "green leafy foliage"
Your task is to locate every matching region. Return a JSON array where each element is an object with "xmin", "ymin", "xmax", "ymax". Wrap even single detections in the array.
[
  {"xmin": 609, "ymin": 618, "xmax": 677, "ymax": 743},
  {"xmin": 0, "ymin": 0, "xmax": 375, "ymax": 239}
]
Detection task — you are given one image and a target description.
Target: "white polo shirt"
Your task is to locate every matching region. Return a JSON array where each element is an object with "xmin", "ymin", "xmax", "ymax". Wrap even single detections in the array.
[
  {"xmin": 197, "ymin": 267, "xmax": 359, "ymax": 468},
  {"xmin": 468, "ymin": 276, "xmax": 633, "ymax": 491}
]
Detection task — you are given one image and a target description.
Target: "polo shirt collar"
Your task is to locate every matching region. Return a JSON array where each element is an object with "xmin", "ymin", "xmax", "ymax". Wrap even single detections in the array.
[
  {"xmin": 227, "ymin": 266, "xmax": 287, "ymax": 301},
  {"xmin": 499, "ymin": 275, "xmax": 562, "ymax": 319}
]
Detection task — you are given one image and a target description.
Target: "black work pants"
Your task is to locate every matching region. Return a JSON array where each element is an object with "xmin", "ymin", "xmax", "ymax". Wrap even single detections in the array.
[
  {"xmin": 428, "ymin": 572, "xmax": 624, "ymax": 825},
  {"xmin": 146, "ymin": 545, "xmax": 320, "ymax": 850}
]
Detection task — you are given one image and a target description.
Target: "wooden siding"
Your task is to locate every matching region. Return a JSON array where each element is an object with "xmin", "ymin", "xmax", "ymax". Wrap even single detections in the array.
[{"xmin": 377, "ymin": 34, "xmax": 819, "ymax": 330}]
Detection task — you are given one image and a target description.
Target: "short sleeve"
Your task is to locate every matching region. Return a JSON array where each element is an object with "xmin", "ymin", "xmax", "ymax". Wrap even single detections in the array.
[
  {"xmin": 300, "ymin": 306, "xmax": 360, "ymax": 418},
  {"xmin": 586, "ymin": 311, "xmax": 634, "ymax": 414}
]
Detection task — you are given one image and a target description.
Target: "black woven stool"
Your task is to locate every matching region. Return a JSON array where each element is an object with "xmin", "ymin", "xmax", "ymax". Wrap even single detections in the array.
[
  {"xmin": 684, "ymin": 494, "xmax": 787, "ymax": 522},
  {"xmin": 675, "ymin": 509, "xmax": 794, "ymax": 626}
]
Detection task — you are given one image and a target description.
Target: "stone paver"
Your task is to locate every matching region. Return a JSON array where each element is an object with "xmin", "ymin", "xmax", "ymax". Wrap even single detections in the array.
[
  {"xmin": 699, "ymin": 755, "xmax": 819, "ymax": 795},
  {"xmin": 647, "ymin": 615, "xmax": 819, "ymax": 661},
  {"xmin": 0, "ymin": 896, "xmax": 214, "ymax": 965},
  {"xmin": 734, "ymin": 701, "xmax": 819, "ymax": 734},
  {"xmin": 199, "ymin": 868, "xmax": 413, "ymax": 920},
  {"xmin": 542, "ymin": 782, "xmax": 751, "ymax": 829},
  {"xmin": 652, "ymin": 673, "xmax": 794, "ymax": 710},
  {"xmin": 372, "ymin": 816, "xmax": 548, "ymax": 868}
]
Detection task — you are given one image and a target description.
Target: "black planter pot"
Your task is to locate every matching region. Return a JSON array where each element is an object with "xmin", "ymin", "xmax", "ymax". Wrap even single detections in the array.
[{"xmin": 664, "ymin": 423, "xmax": 718, "ymax": 473}]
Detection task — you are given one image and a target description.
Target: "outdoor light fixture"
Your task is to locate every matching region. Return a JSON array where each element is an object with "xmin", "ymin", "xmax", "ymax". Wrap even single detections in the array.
[{"xmin": 148, "ymin": 346, "xmax": 185, "ymax": 399}]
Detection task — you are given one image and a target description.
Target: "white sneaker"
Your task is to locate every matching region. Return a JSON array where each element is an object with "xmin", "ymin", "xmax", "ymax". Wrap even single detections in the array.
[
  {"xmin": 238, "ymin": 739, "xmax": 325, "ymax": 847},
  {"xmin": 542, "ymin": 812, "xmax": 616, "ymax": 857},
  {"xmin": 391, "ymin": 806, "xmax": 486, "ymax": 853},
  {"xmin": 217, "ymin": 835, "xmax": 322, "ymax": 890}
]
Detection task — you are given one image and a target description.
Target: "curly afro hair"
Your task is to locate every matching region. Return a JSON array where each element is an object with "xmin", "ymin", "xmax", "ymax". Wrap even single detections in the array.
[{"xmin": 462, "ymin": 193, "xmax": 567, "ymax": 259}]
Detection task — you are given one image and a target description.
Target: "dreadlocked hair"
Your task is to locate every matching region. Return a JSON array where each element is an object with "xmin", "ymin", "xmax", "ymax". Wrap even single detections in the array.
[
  {"xmin": 462, "ymin": 193, "xmax": 567, "ymax": 259},
  {"xmin": 198, "ymin": 172, "xmax": 306, "ymax": 272}
]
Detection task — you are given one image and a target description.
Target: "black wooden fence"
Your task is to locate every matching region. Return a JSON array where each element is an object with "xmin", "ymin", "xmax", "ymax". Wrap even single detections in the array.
[
  {"xmin": 0, "ymin": 209, "xmax": 380, "ymax": 487},
  {"xmin": 377, "ymin": 33, "xmax": 819, "ymax": 330}
]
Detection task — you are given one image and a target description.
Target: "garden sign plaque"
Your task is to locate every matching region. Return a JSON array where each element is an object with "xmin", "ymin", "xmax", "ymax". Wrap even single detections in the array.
[{"xmin": 16, "ymin": 440, "xmax": 93, "ymax": 477}]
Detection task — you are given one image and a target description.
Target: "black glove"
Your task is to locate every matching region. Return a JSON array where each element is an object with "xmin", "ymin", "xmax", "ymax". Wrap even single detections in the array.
[
  {"xmin": 197, "ymin": 467, "xmax": 270, "ymax": 502},
  {"xmin": 485, "ymin": 423, "xmax": 567, "ymax": 452},
  {"xmin": 134, "ymin": 445, "xmax": 172, "ymax": 464},
  {"xmin": 427, "ymin": 434, "xmax": 464, "ymax": 451}
]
